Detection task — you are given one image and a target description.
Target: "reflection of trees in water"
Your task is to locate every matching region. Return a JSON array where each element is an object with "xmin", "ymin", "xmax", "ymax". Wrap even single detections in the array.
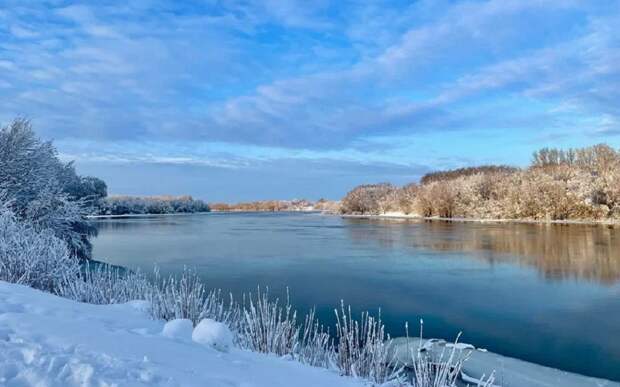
[
  {"xmin": 93, "ymin": 218, "xmax": 181, "ymax": 231},
  {"xmin": 344, "ymin": 218, "xmax": 620, "ymax": 284}
]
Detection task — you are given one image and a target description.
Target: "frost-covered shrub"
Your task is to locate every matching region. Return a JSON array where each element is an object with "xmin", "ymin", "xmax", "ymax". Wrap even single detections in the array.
[
  {"xmin": 237, "ymin": 288, "xmax": 299, "ymax": 356},
  {"xmin": 297, "ymin": 309, "xmax": 335, "ymax": 368},
  {"xmin": 149, "ymin": 267, "xmax": 232, "ymax": 325},
  {"xmin": 57, "ymin": 263, "xmax": 151, "ymax": 304},
  {"xmin": 335, "ymin": 303, "xmax": 402, "ymax": 384},
  {"xmin": 0, "ymin": 209, "xmax": 79, "ymax": 292}
]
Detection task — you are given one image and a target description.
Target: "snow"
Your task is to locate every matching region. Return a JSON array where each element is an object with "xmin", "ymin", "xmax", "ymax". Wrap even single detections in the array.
[
  {"xmin": 191, "ymin": 319, "xmax": 233, "ymax": 352},
  {"xmin": 380, "ymin": 211, "xmax": 420, "ymax": 218},
  {"xmin": 0, "ymin": 281, "xmax": 364, "ymax": 387},
  {"xmin": 161, "ymin": 319, "xmax": 193, "ymax": 341}
]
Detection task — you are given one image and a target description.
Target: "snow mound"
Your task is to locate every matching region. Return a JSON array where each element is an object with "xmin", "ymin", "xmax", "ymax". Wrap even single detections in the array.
[
  {"xmin": 192, "ymin": 319, "xmax": 233, "ymax": 352},
  {"xmin": 162, "ymin": 319, "xmax": 193, "ymax": 341}
]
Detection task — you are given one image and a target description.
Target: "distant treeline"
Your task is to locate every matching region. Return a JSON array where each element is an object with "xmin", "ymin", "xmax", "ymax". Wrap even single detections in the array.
[
  {"xmin": 98, "ymin": 195, "xmax": 210, "ymax": 215},
  {"xmin": 341, "ymin": 144, "xmax": 620, "ymax": 221},
  {"xmin": 210, "ymin": 198, "xmax": 339, "ymax": 213}
]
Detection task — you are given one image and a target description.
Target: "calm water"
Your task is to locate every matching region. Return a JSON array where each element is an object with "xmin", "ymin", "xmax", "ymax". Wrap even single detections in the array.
[{"xmin": 93, "ymin": 212, "xmax": 620, "ymax": 381}]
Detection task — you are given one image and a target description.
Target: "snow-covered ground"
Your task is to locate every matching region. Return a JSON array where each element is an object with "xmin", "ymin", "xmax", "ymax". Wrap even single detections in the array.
[{"xmin": 0, "ymin": 281, "xmax": 363, "ymax": 387}]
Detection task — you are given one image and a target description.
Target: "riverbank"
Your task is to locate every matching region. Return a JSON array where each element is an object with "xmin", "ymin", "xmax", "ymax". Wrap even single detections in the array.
[
  {"xmin": 0, "ymin": 281, "xmax": 363, "ymax": 387},
  {"xmin": 341, "ymin": 212, "xmax": 620, "ymax": 226},
  {"xmin": 3, "ymin": 280, "xmax": 618, "ymax": 386}
]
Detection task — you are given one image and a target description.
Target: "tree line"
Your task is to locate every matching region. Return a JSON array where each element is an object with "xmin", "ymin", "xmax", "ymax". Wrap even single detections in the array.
[
  {"xmin": 99, "ymin": 195, "xmax": 210, "ymax": 215},
  {"xmin": 340, "ymin": 144, "xmax": 620, "ymax": 221},
  {"xmin": 209, "ymin": 198, "xmax": 338, "ymax": 212}
]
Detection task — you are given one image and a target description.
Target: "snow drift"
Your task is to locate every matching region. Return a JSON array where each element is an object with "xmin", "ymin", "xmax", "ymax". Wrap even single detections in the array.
[{"xmin": 0, "ymin": 281, "xmax": 364, "ymax": 387}]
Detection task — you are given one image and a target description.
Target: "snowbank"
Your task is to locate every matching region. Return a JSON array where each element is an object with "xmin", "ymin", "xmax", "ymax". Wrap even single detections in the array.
[
  {"xmin": 161, "ymin": 319, "xmax": 193, "ymax": 341},
  {"xmin": 0, "ymin": 281, "xmax": 363, "ymax": 387},
  {"xmin": 388, "ymin": 337, "xmax": 620, "ymax": 387},
  {"xmin": 192, "ymin": 319, "xmax": 233, "ymax": 352}
]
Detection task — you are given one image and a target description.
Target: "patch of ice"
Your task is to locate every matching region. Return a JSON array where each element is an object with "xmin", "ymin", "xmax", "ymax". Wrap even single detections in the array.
[{"xmin": 446, "ymin": 342, "xmax": 475, "ymax": 350}]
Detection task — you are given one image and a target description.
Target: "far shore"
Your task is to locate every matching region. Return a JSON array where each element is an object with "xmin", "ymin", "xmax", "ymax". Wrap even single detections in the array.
[
  {"xmin": 341, "ymin": 212, "xmax": 620, "ymax": 226},
  {"xmin": 88, "ymin": 211, "xmax": 212, "ymax": 219},
  {"xmin": 88, "ymin": 209, "xmax": 322, "ymax": 219},
  {"xmin": 90, "ymin": 210, "xmax": 620, "ymax": 226}
]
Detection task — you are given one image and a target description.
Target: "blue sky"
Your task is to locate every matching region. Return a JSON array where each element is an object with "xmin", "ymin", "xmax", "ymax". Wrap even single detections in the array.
[{"xmin": 1, "ymin": 0, "xmax": 619, "ymax": 201}]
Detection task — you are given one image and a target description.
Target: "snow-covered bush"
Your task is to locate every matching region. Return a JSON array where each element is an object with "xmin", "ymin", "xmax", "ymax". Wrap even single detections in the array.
[
  {"xmin": 297, "ymin": 308, "xmax": 335, "ymax": 368},
  {"xmin": 149, "ymin": 267, "xmax": 234, "ymax": 325},
  {"xmin": 192, "ymin": 318, "xmax": 234, "ymax": 352},
  {"xmin": 335, "ymin": 302, "xmax": 402, "ymax": 384},
  {"xmin": 57, "ymin": 262, "xmax": 151, "ymax": 304},
  {"xmin": 237, "ymin": 288, "xmax": 299, "ymax": 356},
  {"xmin": 0, "ymin": 209, "xmax": 79, "ymax": 292}
]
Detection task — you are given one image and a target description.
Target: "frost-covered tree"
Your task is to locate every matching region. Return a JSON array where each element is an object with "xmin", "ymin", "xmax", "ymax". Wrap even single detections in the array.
[
  {"xmin": 0, "ymin": 119, "xmax": 99, "ymax": 259},
  {"xmin": 0, "ymin": 208, "xmax": 79, "ymax": 292}
]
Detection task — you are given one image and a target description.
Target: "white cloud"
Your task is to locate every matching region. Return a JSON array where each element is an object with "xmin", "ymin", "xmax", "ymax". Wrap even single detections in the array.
[{"xmin": 0, "ymin": 0, "xmax": 618, "ymax": 164}]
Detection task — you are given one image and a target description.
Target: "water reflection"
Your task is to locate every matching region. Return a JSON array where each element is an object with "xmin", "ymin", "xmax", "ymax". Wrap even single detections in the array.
[
  {"xmin": 94, "ymin": 217, "xmax": 183, "ymax": 231},
  {"xmin": 344, "ymin": 218, "xmax": 620, "ymax": 284}
]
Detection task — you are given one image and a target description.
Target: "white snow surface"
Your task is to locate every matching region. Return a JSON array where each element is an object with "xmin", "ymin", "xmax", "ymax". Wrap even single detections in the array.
[
  {"xmin": 161, "ymin": 319, "xmax": 193, "ymax": 341},
  {"xmin": 0, "ymin": 281, "xmax": 363, "ymax": 387},
  {"xmin": 192, "ymin": 318, "xmax": 233, "ymax": 352}
]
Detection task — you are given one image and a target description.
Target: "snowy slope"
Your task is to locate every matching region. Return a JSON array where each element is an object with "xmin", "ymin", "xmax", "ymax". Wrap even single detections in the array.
[{"xmin": 0, "ymin": 281, "xmax": 363, "ymax": 387}]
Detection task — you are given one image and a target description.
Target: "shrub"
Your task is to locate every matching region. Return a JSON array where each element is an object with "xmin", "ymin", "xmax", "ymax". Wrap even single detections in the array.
[
  {"xmin": 0, "ymin": 209, "xmax": 79, "ymax": 293},
  {"xmin": 238, "ymin": 288, "xmax": 299, "ymax": 356},
  {"xmin": 57, "ymin": 262, "xmax": 151, "ymax": 304},
  {"xmin": 335, "ymin": 302, "xmax": 401, "ymax": 384}
]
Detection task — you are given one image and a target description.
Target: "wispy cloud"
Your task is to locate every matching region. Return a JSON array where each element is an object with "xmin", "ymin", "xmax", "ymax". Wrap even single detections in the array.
[{"xmin": 1, "ymin": 0, "xmax": 619, "ymax": 197}]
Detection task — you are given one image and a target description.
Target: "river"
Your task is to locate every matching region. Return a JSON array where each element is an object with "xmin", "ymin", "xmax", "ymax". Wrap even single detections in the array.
[{"xmin": 92, "ymin": 212, "xmax": 620, "ymax": 381}]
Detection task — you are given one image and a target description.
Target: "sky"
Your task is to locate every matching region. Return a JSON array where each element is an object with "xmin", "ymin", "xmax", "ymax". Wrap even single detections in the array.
[{"xmin": 1, "ymin": 0, "xmax": 619, "ymax": 201}]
